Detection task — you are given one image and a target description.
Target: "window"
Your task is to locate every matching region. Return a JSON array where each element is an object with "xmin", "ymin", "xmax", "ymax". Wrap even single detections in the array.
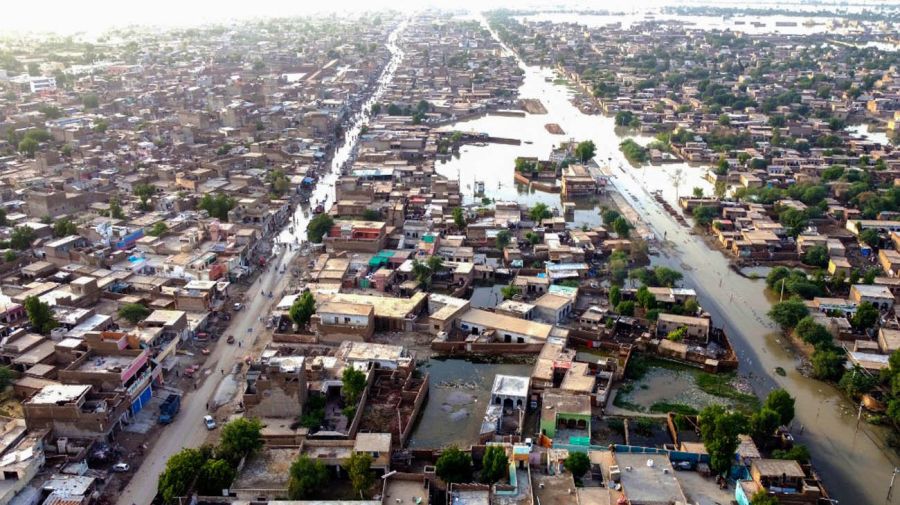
[{"xmin": 344, "ymin": 317, "xmax": 351, "ymax": 324}]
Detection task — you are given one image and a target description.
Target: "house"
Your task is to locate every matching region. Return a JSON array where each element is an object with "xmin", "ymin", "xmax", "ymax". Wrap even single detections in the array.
[
  {"xmin": 736, "ymin": 459, "xmax": 821, "ymax": 505},
  {"xmin": 879, "ymin": 328, "xmax": 900, "ymax": 354},
  {"xmin": 458, "ymin": 309, "xmax": 553, "ymax": 344},
  {"xmin": 313, "ymin": 302, "xmax": 375, "ymax": 342},
  {"xmin": 323, "ymin": 220, "xmax": 387, "ymax": 253},
  {"xmin": 23, "ymin": 384, "xmax": 128, "ymax": 439},
  {"xmin": 532, "ymin": 293, "xmax": 574, "ymax": 324},
  {"xmin": 615, "ymin": 453, "xmax": 688, "ymax": 505},
  {"xmin": 880, "ymin": 249, "xmax": 900, "ymax": 277},
  {"xmin": 850, "ymin": 284, "xmax": 895, "ymax": 311},
  {"xmin": 539, "ymin": 390, "xmax": 591, "ymax": 438},
  {"xmin": 490, "ymin": 374, "xmax": 529, "ymax": 411},
  {"xmin": 656, "ymin": 314, "xmax": 711, "ymax": 342}
]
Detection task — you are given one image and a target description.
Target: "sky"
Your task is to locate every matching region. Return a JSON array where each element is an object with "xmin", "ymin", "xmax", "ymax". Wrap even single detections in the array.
[{"xmin": 0, "ymin": 0, "xmax": 896, "ymax": 35}]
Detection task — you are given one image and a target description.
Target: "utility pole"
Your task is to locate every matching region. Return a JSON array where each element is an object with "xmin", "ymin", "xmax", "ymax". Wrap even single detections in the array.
[{"xmin": 886, "ymin": 467, "xmax": 900, "ymax": 504}]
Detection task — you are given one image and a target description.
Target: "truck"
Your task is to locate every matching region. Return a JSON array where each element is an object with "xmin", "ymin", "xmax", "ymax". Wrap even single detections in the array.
[{"xmin": 158, "ymin": 394, "xmax": 181, "ymax": 424}]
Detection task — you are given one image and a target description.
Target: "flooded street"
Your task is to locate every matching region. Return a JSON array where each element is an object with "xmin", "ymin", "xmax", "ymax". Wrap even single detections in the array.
[{"xmin": 431, "ymin": 14, "xmax": 900, "ymax": 503}]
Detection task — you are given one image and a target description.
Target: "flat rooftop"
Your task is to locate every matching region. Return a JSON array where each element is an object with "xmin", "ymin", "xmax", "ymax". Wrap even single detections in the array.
[
  {"xmin": 28, "ymin": 384, "xmax": 90, "ymax": 405},
  {"xmin": 75, "ymin": 354, "xmax": 138, "ymax": 374},
  {"xmin": 492, "ymin": 374, "xmax": 529, "ymax": 398},
  {"xmin": 460, "ymin": 309, "xmax": 553, "ymax": 340},
  {"xmin": 385, "ymin": 478, "xmax": 430, "ymax": 505},
  {"xmin": 615, "ymin": 453, "xmax": 687, "ymax": 505},
  {"xmin": 231, "ymin": 447, "xmax": 299, "ymax": 490}
]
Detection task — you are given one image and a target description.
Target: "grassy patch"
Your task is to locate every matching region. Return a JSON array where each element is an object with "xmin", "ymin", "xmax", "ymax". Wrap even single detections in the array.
[
  {"xmin": 650, "ymin": 402, "xmax": 698, "ymax": 415},
  {"xmin": 612, "ymin": 383, "xmax": 645, "ymax": 412},
  {"xmin": 695, "ymin": 372, "xmax": 759, "ymax": 410}
]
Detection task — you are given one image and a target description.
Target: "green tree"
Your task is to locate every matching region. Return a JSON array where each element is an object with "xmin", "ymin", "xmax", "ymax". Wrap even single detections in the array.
[
  {"xmin": 82, "ymin": 93, "xmax": 99, "ymax": 109},
  {"xmin": 692, "ymin": 206, "xmax": 717, "ymax": 226},
  {"xmin": 763, "ymin": 389, "xmax": 795, "ymax": 426},
  {"xmin": 838, "ymin": 366, "xmax": 878, "ymax": 398},
  {"xmin": 859, "ymin": 228, "xmax": 880, "ymax": 248},
  {"xmin": 750, "ymin": 491, "xmax": 780, "ymax": 505},
  {"xmin": 196, "ymin": 459, "xmax": 236, "ymax": 495},
  {"xmin": 109, "ymin": 198, "xmax": 125, "ymax": 219},
  {"xmin": 480, "ymin": 445, "xmax": 508, "ymax": 484},
  {"xmin": 794, "ymin": 316, "xmax": 832, "ymax": 347},
  {"xmin": 118, "ymin": 303, "xmax": 150, "ymax": 324},
  {"xmin": 667, "ymin": 326, "xmax": 687, "ymax": 342},
  {"xmin": 0, "ymin": 366, "xmax": 13, "ymax": 391},
  {"xmin": 24, "ymin": 296, "xmax": 57, "ymax": 335},
  {"xmin": 802, "ymin": 245, "xmax": 829, "ymax": 268},
  {"xmin": 133, "ymin": 183, "xmax": 155, "ymax": 211},
  {"xmin": 564, "ymin": 452, "xmax": 591, "ymax": 480},
  {"xmin": 574, "ymin": 140, "xmax": 596, "ymax": 163},
  {"xmin": 158, "ymin": 448, "xmax": 204, "ymax": 505},
  {"xmin": 0, "ymin": 208, "xmax": 6, "ymax": 227},
  {"xmin": 608, "ymin": 285, "xmax": 621, "ymax": 307},
  {"xmin": 342, "ymin": 367, "xmax": 367, "ymax": 405},
  {"xmin": 93, "ymin": 119, "xmax": 109, "ymax": 133},
  {"xmin": 811, "ymin": 346, "xmax": 846, "ymax": 380},
  {"xmin": 218, "ymin": 417, "xmax": 264, "ymax": 463},
  {"xmin": 148, "ymin": 222, "xmax": 168, "ymax": 237},
  {"xmin": 852, "ymin": 301, "xmax": 879, "ymax": 330},
  {"xmin": 615, "ymin": 301, "xmax": 635, "ymax": 316},
  {"xmin": 748, "ymin": 408, "xmax": 780, "ymax": 446},
  {"xmin": 529, "ymin": 203, "xmax": 551, "ymax": 222},
  {"xmin": 289, "ymin": 291, "xmax": 316, "ymax": 328},
  {"xmin": 288, "ymin": 455, "xmax": 328, "ymax": 499},
  {"xmin": 51, "ymin": 218, "xmax": 78, "ymax": 238},
  {"xmin": 452, "ymin": 207, "xmax": 466, "ymax": 229},
  {"xmin": 307, "ymin": 214, "xmax": 335, "ymax": 243},
  {"xmin": 496, "ymin": 230, "xmax": 511, "ymax": 251},
  {"xmin": 612, "ymin": 217, "xmax": 631, "ymax": 238},
  {"xmin": 636, "ymin": 285, "xmax": 656, "ymax": 310},
  {"xmin": 501, "ymin": 285, "xmax": 521, "ymax": 300},
  {"xmin": 17, "ymin": 138, "xmax": 38, "ymax": 158},
  {"xmin": 768, "ymin": 298, "xmax": 809, "ymax": 331},
  {"xmin": 435, "ymin": 446, "xmax": 473, "ymax": 484},
  {"xmin": 4, "ymin": 251, "xmax": 17, "ymax": 263},
  {"xmin": 345, "ymin": 452, "xmax": 375, "ymax": 498},
  {"xmin": 771, "ymin": 444, "xmax": 811, "ymax": 465},
  {"xmin": 699, "ymin": 404, "xmax": 747, "ymax": 475},
  {"xmin": 197, "ymin": 193, "xmax": 236, "ymax": 221},
  {"xmin": 684, "ymin": 298, "xmax": 699, "ymax": 314}
]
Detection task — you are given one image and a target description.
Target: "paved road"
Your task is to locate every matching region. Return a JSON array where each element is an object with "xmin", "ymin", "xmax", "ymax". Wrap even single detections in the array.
[{"xmin": 115, "ymin": 248, "xmax": 295, "ymax": 505}]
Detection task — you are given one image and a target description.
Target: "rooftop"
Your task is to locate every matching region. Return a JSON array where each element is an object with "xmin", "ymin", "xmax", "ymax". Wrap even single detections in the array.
[
  {"xmin": 491, "ymin": 374, "xmax": 530, "ymax": 398},
  {"xmin": 460, "ymin": 309, "xmax": 553, "ymax": 340},
  {"xmin": 615, "ymin": 453, "xmax": 688, "ymax": 505},
  {"xmin": 28, "ymin": 384, "xmax": 90, "ymax": 405}
]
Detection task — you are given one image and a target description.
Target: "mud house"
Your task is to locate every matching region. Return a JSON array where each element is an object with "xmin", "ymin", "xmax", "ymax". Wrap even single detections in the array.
[
  {"xmin": 313, "ymin": 301, "xmax": 375, "ymax": 342},
  {"xmin": 656, "ymin": 314, "xmax": 711, "ymax": 342},
  {"xmin": 458, "ymin": 309, "xmax": 554, "ymax": 344}
]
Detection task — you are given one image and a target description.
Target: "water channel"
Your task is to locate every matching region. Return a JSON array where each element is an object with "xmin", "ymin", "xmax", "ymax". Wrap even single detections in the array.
[{"xmin": 435, "ymin": 13, "xmax": 900, "ymax": 504}]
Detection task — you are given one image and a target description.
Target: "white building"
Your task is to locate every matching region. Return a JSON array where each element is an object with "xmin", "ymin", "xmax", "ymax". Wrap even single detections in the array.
[{"xmin": 490, "ymin": 374, "xmax": 530, "ymax": 410}]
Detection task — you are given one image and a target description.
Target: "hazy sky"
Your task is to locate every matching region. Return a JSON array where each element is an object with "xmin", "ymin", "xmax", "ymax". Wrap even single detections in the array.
[{"xmin": 1, "ymin": 0, "xmax": 896, "ymax": 35}]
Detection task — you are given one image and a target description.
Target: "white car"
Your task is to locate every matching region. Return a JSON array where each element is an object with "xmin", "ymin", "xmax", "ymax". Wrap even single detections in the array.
[
  {"xmin": 233, "ymin": 303, "xmax": 244, "ymax": 311},
  {"xmin": 112, "ymin": 463, "xmax": 130, "ymax": 472},
  {"xmin": 204, "ymin": 415, "xmax": 217, "ymax": 430}
]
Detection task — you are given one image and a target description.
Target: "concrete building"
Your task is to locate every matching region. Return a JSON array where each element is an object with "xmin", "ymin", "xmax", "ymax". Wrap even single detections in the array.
[{"xmin": 458, "ymin": 309, "xmax": 554, "ymax": 344}]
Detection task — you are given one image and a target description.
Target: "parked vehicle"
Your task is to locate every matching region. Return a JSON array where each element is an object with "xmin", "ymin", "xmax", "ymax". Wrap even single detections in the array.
[
  {"xmin": 226, "ymin": 335, "xmax": 235, "ymax": 344},
  {"xmin": 233, "ymin": 303, "xmax": 244, "ymax": 311},
  {"xmin": 158, "ymin": 394, "xmax": 181, "ymax": 424},
  {"xmin": 112, "ymin": 462, "xmax": 131, "ymax": 472},
  {"xmin": 204, "ymin": 415, "xmax": 217, "ymax": 430}
]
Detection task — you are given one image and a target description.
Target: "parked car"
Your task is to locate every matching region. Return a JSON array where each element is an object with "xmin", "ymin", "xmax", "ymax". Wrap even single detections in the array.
[
  {"xmin": 233, "ymin": 303, "xmax": 244, "ymax": 311},
  {"xmin": 204, "ymin": 415, "xmax": 217, "ymax": 430},
  {"xmin": 112, "ymin": 463, "xmax": 130, "ymax": 472}
]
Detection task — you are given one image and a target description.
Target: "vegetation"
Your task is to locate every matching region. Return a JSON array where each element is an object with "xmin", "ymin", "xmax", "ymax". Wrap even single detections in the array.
[
  {"xmin": 289, "ymin": 291, "xmax": 316, "ymax": 328},
  {"xmin": 699, "ymin": 404, "xmax": 747, "ymax": 474},
  {"xmin": 501, "ymin": 285, "xmax": 521, "ymax": 300},
  {"xmin": 345, "ymin": 452, "xmax": 375, "ymax": 498},
  {"xmin": 24, "ymin": 296, "xmax": 57, "ymax": 335},
  {"xmin": 619, "ymin": 139, "xmax": 648, "ymax": 164},
  {"xmin": 52, "ymin": 218, "xmax": 78, "ymax": 238},
  {"xmin": 496, "ymin": 230, "xmax": 511, "ymax": 250},
  {"xmin": 158, "ymin": 448, "xmax": 204, "ymax": 504},
  {"xmin": 574, "ymin": 140, "xmax": 596, "ymax": 162},
  {"xmin": 436, "ymin": 446, "xmax": 473, "ymax": 484},
  {"xmin": 342, "ymin": 367, "xmax": 367, "ymax": 405},
  {"xmin": 307, "ymin": 214, "xmax": 335, "ymax": 243},
  {"xmin": 529, "ymin": 203, "xmax": 552, "ymax": 223},
  {"xmin": 218, "ymin": 417, "xmax": 264, "ymax": 463},
  {"xmin": 564, "ymin": 451, "xmax": 590, "ymax": 480},
  {"xmin": 198, "ymin": 193, "xmax": 236, "ymax": 221},
  {"xmin": 480, "ymin": 445, "xmax": 509, "ymax": 483},
  {"xmin": 452, "ymin": 207, "xmax": 466, "ymax": 229},
  {"xmin": 118, "ymin": 303, "xmax": 151, "ymax": 324},
  {"xmin": 10, "ymin": 226, "xmax": 36, "ymax": 250},
  {"xmin": 763, "ymin": 389, "xmax": 795, "ymax": 427},
  {"xmin": 768, "ymin": 298, "xmax": 810, "ymax": 330},
  {"xmin": 288, "ymin": 455, "xmax": 329, "ymax": 499},
  {"xmin": 196, "ymin": 459, "xmax": 236, "ymax": 496},
  {"xmin": 148, "ymin": 222, "xmax": 168, "ymax": 237}
]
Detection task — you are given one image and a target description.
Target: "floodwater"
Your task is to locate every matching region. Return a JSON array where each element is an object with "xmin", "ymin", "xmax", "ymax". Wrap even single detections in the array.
[
  {"xmin": 436, "ymin": 14, "xmax": 900, "ymax": 503},
  {"xmin": 407, "ymin": 358, "xmax": 533, "ymax": 449}
]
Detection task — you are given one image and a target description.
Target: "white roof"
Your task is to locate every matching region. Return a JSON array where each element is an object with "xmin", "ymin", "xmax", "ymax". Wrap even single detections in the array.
[
  {"xmin": 491, "ymin": 374, "xmax": 529, "ymax": 398},
  {"xmin": 29, "ymin": 385, "xmax": 90, "ymax": 405}
]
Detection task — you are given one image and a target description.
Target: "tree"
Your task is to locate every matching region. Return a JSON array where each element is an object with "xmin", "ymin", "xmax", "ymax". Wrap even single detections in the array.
[
  {"xmin": 197, "ymin": 193, "xmax": 236, "ymax": 221},
  {"xmin": 772, "ymin": 444, "xmax": 811, "ymax": 465},
  {"xmin": 615, "ymin": 301, "xmax": 635, "ymax": 316},
  {"xmin": 307, "ymin": 214, "xmax": 334, "ymax": 243},
  {"xmin": 525, "ymin": 232, "xmax": 541, "ymax": 245},
  {"xmin": 289, "ymin": 291, "xmax": 316, "ymax": 328},
  {"xmin": 345, "ymin": 452, "xmax": 375, "ymax": 498},
  {"xmin": 859, "ymin": 228, "xmax": 880, "ymax": 249},
  {"xmin": 148, "ymin": 222, "xmax": 168, "ymax": 237},
  {"xmin": 133, "ymin": 183, "xmax": 155, "ymax": 211},
  {"xmin": 612, "ymin": 217, "xmax": 631, "ymax": 238},
  {"xmin": 608, "ymin": 285, "xmax": 621, "ymax": 307},
  {"xmin": 496, "ymin": 230, "xmax": 511, "ymax": 251},
  {"xmin": 288, "ymin": 455, "xmax": 328, "ymax": 499},
  {"xmin": 811, "ymin": 346, "xmax": 846, "ymax": 380},
  {"xmin": 839, "ymin": 365, "xmax": 878, "ymax": 398},
  {"xmin": 794, "ymin": 315, "xmax": 831, "ymax": 347},
  {"xmin": 158, "ymin": 448, "xmax": 204, "ymax": 505},
  {"xmin": 18, "ymin": 138, "xmax": 38, "ymax": 158},
  {"xmin": 636, "ymin": 285, "xmax": 656, "ymax": 310},
  {"xmin": 852, "ymin": 301, "xmax": 879, "ymax": 330},
  {"xmin": 748, "ymin": 408, "xmax": 780, "ymax": 446},
  {"xmin": 684, "ymin": 298, "xmax": 699, "ymax": 314},
  {"xmin": 654, "ymin": 266, "xmax": 683, "ymax": 287},
  {"xmin": 667, "ymin": 326, "xmax": 687, "ymax": 342},
  {"xmin": 699, "ymin": 404, "xmax": 747, "ymax": 475},
  {"xmin": 10, "ymin": 226, "xmax": 35, "ymax": 250},
  {"xmin": 750, "ymin": 491, "xmax": 780, "ymax": 505},
  {"xmin": 574, "ymin": 140, "xmax": 596, "ymax": 163},
  {"xmin": 109, "ymin": 198, "xmax": 125, "ymax": 219},
  {"xmin": 693, "ymin": 206, "xmax": 717, "ymax": 226},
  {"xmin": 435, "ymin": 446, "xmax": 473, "ymax": 484},
  {"xmin": 0, "ymin": 366, "xmax": 13, "ymax": 391},
  {"xmin": 480, "ymin": 445, "xmax": 508, "ymax": 483},
  {"xmin": 718, "ymin": 114, "xmax": 731, "ymax": 126},
  {"xmin": 802, "ymin": 245, "xmax": 829, "ymax": 268},
  {"xmin": 24, "ymin": 296, "xmax": 57, "ymax": 335},
  {"xmin": 3, "ymin": 251, "xmax": 16, "ymax": 263},
  {"xmin": 0, "ymin": 208, "xmax": 6, "ymax": 227},
  {"xmin": 768, "ymin": 298, "xmax": 809, "ymax": 331},
  {"xmin": 501, "ymin": 285, "xmax": 521, "ymax": 300},
  {"xmin": 219, "ymin": 417, "xmax": 264, "ymax": 463},
  {"xmin": 53, "ymin": 218, "xmax": 78, "ymax": 238},
  {"xmin": 529, "ymin": 203, "xmax": 551, "ymax": 223},
  {"xmin": 763, "ymin": 389, "xmax": 795, "ymax": 426},
  {"xmin": 118, "ymin": 303, "xmax": 150, "ymax": 324},
  {"xmin": 564, "ymin": 451, "xmax": 590, "ymax": 480},
  {"xmin": 342, "ymin": 367, "xmax": 367, "ymax": 405},
  {"xmin": 452, "ymin": 207, "xmax": 466, "ymax": 229},
  {"xmin": 82, "ymin": 93, "xmax": 99, "ymax": 109},
  {"xmin": 196, "ymin": 459, "xmax": 235, "ymax": 495}
]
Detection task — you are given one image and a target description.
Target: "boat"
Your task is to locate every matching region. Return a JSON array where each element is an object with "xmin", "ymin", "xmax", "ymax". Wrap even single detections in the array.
[{"xmin": 524, "ymin": 140, "xmax": 533, "ymax": 145}]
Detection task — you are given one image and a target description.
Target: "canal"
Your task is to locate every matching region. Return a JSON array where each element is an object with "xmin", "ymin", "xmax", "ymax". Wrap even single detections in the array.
[{"xmin": 435, "ymin": 13, "xmax": 899, "ymax": 503}]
